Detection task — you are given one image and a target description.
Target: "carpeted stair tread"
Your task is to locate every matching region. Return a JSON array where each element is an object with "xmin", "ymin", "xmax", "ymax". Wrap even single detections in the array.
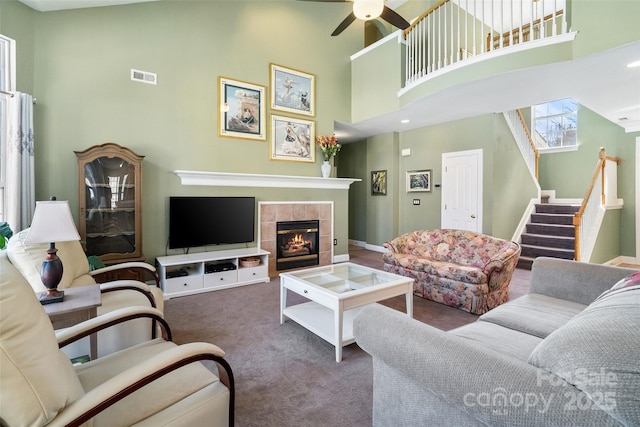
[
  {"xmin": 534, "ymin": 203, "xmax": 580, "ymax": 215},
  {"xmin": 517, "ymin": 256, "xmax": 535, "ymax": 270},
  {"xmin": 526, "ymin": 223, "xmax": 575, "ymax": 237},
  {"xmin": 521, "ymin": 233, "xmax": 575, "ymax": 250},
  {"xmin": 530, "ymin": 213, "xmax": 575, "ymax": 225},
  {"xmin": 520, "ymin": 243, "xmax": 575, "ymax": 260}
]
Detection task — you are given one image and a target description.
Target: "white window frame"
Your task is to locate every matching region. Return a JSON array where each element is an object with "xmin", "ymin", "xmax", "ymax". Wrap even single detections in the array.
[
  {"xmin": 532, "ymin": 97, "xmax": 579, "ymax": 154},
  {"xmin": 0, "ymin": 34, "xmax": 17, "ymax": 222}
]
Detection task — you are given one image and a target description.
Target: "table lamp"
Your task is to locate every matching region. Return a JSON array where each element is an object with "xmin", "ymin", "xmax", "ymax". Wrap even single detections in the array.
[{"xmin": 25, "ymin": 199, "xmax": 81, "ymax": 305}]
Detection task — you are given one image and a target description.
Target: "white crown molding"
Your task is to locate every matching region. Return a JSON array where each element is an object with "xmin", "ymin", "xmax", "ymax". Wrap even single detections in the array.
[{"xmin": 174, "ymin": 170, "xmax": 361, "ymax": 190}]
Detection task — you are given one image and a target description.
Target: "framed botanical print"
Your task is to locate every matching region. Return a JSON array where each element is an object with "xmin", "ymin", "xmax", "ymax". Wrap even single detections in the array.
[
  {"xmin": 218, "ymin": 76, "xmax": 266, "ymax": 141},
  {"xmin": 371, "ymin": 170, "xmax": 387, "ymax": 196},
  {"xmin": 407, "ymin": 169, "xmax": 432, "ymax": 192},
  {"xmin": 270, "ymin": 114, "xmax": 315, "ymax": 163},
  {"xmin": 269, "ymin": 63, "xmax": 315, "ymax": 117}
]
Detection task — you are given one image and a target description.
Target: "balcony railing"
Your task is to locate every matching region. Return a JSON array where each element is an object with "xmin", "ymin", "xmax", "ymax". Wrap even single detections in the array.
[{"xmin": 404, "ymin": 0, "xmax": 568, "ymax": 85}]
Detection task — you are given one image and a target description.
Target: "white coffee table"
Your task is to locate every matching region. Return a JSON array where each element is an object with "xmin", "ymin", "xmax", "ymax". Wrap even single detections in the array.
[{"xmin": 280, "ymin": 262, "xmax": 413, "ymax": 362}]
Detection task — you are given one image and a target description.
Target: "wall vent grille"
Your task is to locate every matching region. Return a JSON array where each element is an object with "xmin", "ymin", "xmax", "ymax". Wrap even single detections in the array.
[{"xmin": 131, "ymin": 69, "xmax": 157, "ymax": 85}]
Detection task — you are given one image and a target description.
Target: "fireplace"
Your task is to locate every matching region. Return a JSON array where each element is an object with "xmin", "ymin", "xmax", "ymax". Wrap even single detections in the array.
[{"xmin": 276, "ymin": 220, "xmax": 319, "ymax": 271}]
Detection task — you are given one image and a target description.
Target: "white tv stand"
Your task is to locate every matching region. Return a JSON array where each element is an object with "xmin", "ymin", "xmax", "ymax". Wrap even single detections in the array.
[{"xmin": 156, "ymin": 247, "xmax": 270, "ymax": 299}]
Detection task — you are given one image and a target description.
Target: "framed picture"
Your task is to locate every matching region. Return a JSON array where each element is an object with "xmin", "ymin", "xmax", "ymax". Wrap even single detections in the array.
[
  {"xmin": 406, "ymin": 169, "xmax": 432, "ymax": 192},
  {"xmin": 270, "ymin": 114, "xmax": 315, "ymax": 162},
  {"xmin": 270, "ymin": 63, "xmax": 315, "ymax": 117},
  {"xmin": 371, "ymin": 170, "xmax": 387, "ymax": 196},
  {"xmin": 218, "ymin": 76, "xmax": 266, "ymax": 141}
]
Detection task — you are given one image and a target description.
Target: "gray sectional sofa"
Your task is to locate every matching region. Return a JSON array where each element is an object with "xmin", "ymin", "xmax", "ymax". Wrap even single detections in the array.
[{"xmin": 354, "ymin": 257, "xmax": 640, "ymax": 426}]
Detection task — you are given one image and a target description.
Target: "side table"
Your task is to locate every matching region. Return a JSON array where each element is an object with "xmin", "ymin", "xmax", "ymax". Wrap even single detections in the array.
[{"xmin": 44, "ymin": 284, "xmax": 102, "ymax": 360}]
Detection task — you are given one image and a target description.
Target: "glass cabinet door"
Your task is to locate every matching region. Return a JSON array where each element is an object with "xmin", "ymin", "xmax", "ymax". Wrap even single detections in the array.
[{"xmin": 76, "ymin": 143, "xmax": 144, "ymax": 262}]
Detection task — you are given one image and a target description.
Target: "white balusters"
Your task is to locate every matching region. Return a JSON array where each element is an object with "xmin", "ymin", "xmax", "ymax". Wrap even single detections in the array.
[{"xmin": 403, "ymin": 0, "xmax": 567, "ymax": 84}]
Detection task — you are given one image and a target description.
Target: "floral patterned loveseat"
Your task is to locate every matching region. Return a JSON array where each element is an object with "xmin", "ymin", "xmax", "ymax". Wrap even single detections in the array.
[{"xmin": 382, "ymin": 229, "xmax": 521, "ymax": 314}]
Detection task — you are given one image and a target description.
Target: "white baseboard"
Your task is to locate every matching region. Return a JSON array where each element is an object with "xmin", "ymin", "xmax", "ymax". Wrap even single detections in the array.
[
  {"xmin": 365, "ymin": 243, "xmax": 387, "ymax": 253},
  {"xmin": 604, "ymin": 255, "xmax": 638, "ymax": 266},
  {"xmin": 349, "ymin": 239, "xmax": 388, "ymax": 253},
  {"xmin": 333, "ymin": 254, "xmax": 350, "ymax": 263}
]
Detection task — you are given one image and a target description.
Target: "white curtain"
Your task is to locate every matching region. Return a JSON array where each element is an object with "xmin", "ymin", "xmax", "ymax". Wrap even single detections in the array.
[{"xmin": 5, "ymin": 92, "xmax": 35, "ymax": 233}]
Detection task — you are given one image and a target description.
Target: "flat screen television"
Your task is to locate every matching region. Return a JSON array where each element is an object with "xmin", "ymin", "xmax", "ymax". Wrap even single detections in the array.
[{"xmin": 169, "ymin": 196, "xmax": 255, "ymax": 249}]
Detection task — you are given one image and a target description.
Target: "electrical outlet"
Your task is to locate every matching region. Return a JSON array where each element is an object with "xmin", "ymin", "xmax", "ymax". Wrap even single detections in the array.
[
  {"xmin": 333, "ymin": 239, "xmax": 338, "ymax": 245},
  {"xmin": 413, "ymin": 199, "xmax": 420, "ymax": 205}
]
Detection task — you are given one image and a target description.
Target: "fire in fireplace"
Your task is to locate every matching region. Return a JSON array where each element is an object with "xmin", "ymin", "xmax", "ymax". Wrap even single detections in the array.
[{"xmin": 276, "ymin": 220, "xmax": 319, "ymax": 271}]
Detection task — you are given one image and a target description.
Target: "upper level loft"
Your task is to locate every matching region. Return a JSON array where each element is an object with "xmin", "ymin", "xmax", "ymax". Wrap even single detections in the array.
[{"xmin": 340, "ymin": 0, "xmax": 640, "ymax": 142}]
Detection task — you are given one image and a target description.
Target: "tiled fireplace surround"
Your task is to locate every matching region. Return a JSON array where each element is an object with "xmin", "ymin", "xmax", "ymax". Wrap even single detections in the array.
[{"xmin": 258, "ymin": 202, "xmax": 333, "ymax": 277}]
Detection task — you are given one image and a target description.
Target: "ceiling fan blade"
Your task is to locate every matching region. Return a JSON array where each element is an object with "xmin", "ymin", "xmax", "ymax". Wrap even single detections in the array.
[
  {"xmin": 331, "ymin": 12, "xmax": 357, "ymax": 36},
  {"xmin": 380, "ymin": 6, "xmax": 410, "ymax": 30}
]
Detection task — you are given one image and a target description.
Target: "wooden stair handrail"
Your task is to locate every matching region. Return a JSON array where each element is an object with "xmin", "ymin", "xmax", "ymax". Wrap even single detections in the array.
[
  {"xmin": 486, "ymin": 10, "xmax": 564, "ymax": 51},
  {"xmin": 403, "ymin": 0, "xmax": 448, "ymax": 38},
  {"xmin": 516, "ymin": 109, "xmax": 539, "ymax": 180},
  {"xmin": 573, "ymin": 148, "xmax": 621, "ymax": 261}
]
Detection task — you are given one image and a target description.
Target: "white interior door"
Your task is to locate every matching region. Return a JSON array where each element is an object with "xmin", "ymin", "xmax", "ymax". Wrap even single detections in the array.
[{"xmin": 441, "ymin": 149, "xmax": 482, "ymax": 232}]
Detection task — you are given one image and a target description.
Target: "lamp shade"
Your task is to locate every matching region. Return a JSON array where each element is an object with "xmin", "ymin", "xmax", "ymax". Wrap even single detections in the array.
[
  {"xmin": 24, "ymin": 200, "xmax": 80, "ymax": 244},
  {"xmin": 353, "ymin": 0, "xmax": 384, "ymax": 21}
]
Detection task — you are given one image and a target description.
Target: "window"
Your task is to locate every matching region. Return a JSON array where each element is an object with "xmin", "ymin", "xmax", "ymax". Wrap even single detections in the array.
[
  {"xmin": 533, "ymin": 98, "xmax": 578, "ymax": 151},
  {"xmin": 0, "ymin": 34, "xmax": 16, "ymax": 222}
]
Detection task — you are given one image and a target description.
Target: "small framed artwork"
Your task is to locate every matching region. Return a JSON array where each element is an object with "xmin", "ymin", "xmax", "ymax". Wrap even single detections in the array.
[
  {"xmin": 270, "ymin": 63, "xmax": 315, "ymax": 117},
  {"xmin": 218, "ymin": 76, "xmax": 266, "ymax": 141},
  {"xmin": 270, "ymin": 114, "xmax": 315, "ymax": 163},
  {"xmin": 371, "ymin": 170, "xmax": 387, "ymax": 196},
  {"xmin": 407, "ymin": 169, "xmax": 432, "ymax": 192}
]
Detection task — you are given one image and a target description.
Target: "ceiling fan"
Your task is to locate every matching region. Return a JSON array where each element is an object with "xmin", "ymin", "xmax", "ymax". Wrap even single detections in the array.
[{"xmin": 306, "ymin": 0, "xmax": 411, "ymax": 36}]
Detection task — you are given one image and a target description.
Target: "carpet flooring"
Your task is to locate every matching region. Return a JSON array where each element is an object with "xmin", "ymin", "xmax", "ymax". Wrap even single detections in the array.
[{"xmin": 163, "ymin": 245, "xmax": 531, "ymax": 427}]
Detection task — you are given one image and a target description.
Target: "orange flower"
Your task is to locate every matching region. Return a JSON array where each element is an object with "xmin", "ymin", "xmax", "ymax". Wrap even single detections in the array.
[{"xmin": 316, "ymin": 135, "xmax": 342, "ymax": 161}]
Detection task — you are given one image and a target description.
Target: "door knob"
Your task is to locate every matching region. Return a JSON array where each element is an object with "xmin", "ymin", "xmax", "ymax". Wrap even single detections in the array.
[{"xmin": 471, "ymin": 214, "xmax": 476, "ymax": 218}]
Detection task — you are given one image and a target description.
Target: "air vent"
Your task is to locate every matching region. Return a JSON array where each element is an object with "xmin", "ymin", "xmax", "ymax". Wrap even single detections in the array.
[{"xmin": 130, "ymin": 68, "xmax": 157, "ymax": 85}]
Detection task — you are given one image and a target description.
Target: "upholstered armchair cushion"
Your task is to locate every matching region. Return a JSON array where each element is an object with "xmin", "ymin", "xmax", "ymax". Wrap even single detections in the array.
[
  {"xmin": 0, "ymin": 252, "xmax": 84, "ymax": 426},
  {"xmin": 6, "ymin": 229, "xmax": 94, "ymax": 292}
]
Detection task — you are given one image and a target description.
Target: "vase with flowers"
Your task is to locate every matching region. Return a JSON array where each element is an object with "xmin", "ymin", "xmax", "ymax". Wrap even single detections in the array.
[{"xmin": 316, "ymin": 135, "xmax": 341, "ymax": 178}]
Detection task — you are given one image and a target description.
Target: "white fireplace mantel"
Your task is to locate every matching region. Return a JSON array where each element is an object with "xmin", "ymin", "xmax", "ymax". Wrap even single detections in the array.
[{"xmin": 174, "ymin": 170, "xmax": 361, "ymax": 190}]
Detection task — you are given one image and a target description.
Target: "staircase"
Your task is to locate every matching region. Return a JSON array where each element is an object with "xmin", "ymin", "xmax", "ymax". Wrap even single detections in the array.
[{"xmin": 518, "ymin": 203, "xmax": 579, "ymax": 270}]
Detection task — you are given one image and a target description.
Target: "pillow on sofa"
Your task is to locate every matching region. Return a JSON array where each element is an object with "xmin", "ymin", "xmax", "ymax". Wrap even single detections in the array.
[
  {"xmin": 527, "ymin": 286, "xmax": 640, "ymax": 425},
  {"xmin": 595, "ymin": 271, "xmax": 640, "ymax": 301}
]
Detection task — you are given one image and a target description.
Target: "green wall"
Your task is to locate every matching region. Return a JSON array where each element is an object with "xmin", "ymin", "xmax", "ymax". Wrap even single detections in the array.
[
  {"xmin": 0, "ymin": 0, "xmax": 35, "ymax": 92},
  {"xmin": 2, "ymin": 0, "xmax": 364, "ymax": 262},
  {"xmin": 365, "ymin": 133, "xmax": 399, "ymax": 246},
  {"xmin": 340, "ymin": 114, "xmax": 540, "ymax": 247},
  {"xmin": 337, "ymin": 140, "xmax": 367, "ymax": 242}
]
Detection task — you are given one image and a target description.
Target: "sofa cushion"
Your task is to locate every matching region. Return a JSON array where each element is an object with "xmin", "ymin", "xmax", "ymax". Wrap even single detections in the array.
[
  {"xmin": 528, "ymin": 286, "xmax": 640, "ymax": 426},
  {"xmin": 479, "ymin": 293, "xmax": 586, "ymax": 338},
  {"xmin": 595, "ymin": 272, "xmax": 640, "ymax": 301},
  {"xmin": 382, "ymin": 253, "xmax": 487, "ymax": 284},
  {"xmin": 450, "ymin": 321, "xmax": 543, "ymax": 361},
  {"xmin": 0, "ymin": 252, "xmax": 84, "ymax": 426}
]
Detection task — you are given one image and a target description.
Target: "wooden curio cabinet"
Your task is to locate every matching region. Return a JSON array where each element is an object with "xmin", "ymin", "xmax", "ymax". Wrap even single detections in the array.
[{"xmin": 75, "ymin": 143, "xmax": 144, "ymax": 265}]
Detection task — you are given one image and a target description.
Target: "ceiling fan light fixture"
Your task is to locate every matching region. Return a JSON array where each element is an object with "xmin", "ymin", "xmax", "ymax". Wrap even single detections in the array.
[{"xmin": 353, "ymin": 0, "xmax": 384, "ymax": 21}]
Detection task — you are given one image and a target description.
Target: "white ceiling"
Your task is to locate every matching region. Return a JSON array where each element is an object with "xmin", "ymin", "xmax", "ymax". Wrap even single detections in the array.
[{"xmin": 19, "ymin": 0, "xmax": 640, "ymax": 142}]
